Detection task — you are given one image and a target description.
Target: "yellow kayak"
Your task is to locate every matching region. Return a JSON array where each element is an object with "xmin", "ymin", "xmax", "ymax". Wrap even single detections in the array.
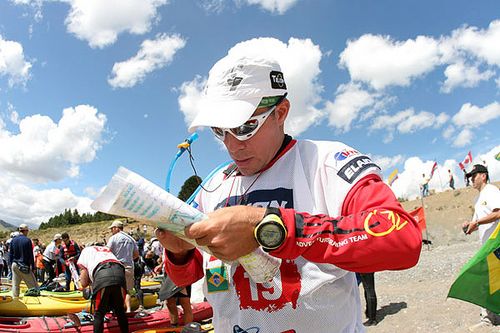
[{"xmin": 0, "ymin": 293, "xmax": 157, "ymax": 316}]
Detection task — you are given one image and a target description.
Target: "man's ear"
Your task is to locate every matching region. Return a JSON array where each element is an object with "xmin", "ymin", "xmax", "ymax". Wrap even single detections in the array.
[{"xmin": 275, "ymin": 99, "xmax": 290, "ymax": 126}]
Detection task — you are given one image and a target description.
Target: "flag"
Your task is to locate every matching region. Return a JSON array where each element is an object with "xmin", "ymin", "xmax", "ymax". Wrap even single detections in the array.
[
  {"xmin": 388, "ymin": 168, "xmax": 399, "ymax": 186},
  {"xmin": 448, "ymin": 223, "xmax": 500, "ymax": 313},
  {"xmin": 495, "ymin": 151, "xmax": 500, "ymax": 161},
  {"xmin": 429, "ymin": 162, "xmax": 438, "ymax": 179},
  {"xmin": 409, "ymin": 206, "xmax": 426, "ymax": 231},
  {"xmin": 459, "ymin": 151, "xmax": 473, "ymax": 170}
]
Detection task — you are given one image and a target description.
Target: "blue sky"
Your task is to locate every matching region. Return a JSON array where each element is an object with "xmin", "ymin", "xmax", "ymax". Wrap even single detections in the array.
[{"xmin": 0, "ymin": 0, "xmax": 499, "ymax": 227}]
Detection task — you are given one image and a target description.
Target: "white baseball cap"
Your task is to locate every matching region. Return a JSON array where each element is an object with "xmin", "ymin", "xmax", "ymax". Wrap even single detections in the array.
[{"xmin": 188, "ymin": 56, "xmax": 288, "ymax": 132}]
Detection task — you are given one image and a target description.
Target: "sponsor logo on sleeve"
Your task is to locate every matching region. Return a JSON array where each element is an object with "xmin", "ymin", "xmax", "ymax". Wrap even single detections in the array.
[
  {"xmin": 334, "ymin": 149, "xmax": 360, "ymax": 161},
  {"xmin": 337, "ymin": 155, "xmax": 380, "ymax": 183}
]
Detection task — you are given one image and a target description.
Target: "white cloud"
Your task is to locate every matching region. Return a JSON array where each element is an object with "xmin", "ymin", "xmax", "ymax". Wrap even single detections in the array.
[
  {"xmin": 453, "ymin": 128, "xmax": 473, "ymax": 147},
  {"xmin": 0, "ymin": 105, "xmax": 107, "ymax": 182},
  {"xmin": 0, "ymin": 35, "xmax": 32, "ymax": 87},
  {"xmin": 7, "ymin": 103, "xmax": 20, "ymax": 124},
  {"xmin": 324, "ymin": 82, "xmax": 382, "ymax": 132},
  {"xmin": 478, "ymin": 145, "xmax": 500, "ymax": 182},
  {"xmin": 0, "ymin": 172, "xmax": 93, "ymax": 226},
  {"xmin": 64, "ymin": 0, "xmax": 168, "ymax": 48},
  {"xmin": 442, "ymin": 125, "xmax": 455, "ymax": 139},
  {"xmin": 339, "ymin": 34, "xmax": 440, "ymax": 90},
  {"xmin": 241, "ymin": 0, "xmax": 299, "ymax": 14},
  {"xmin": 370, "ymin": 108, "xmax": 448, "ymax": 141},
  {"xmin": 198, "ymin": 0, "xmax": 225, "ymax": 14},
  {"xmin": 446, "ymin": 20, "xmax": 500, "ymax": 66},
  {"xmin": 371, "ymin": 154, "xmax": 404, "ymax": 172},
  {"xmin": 9, "ymin": 0, "xmax": 43, "ymax": 21},
  {"xmin": 108, "ymin": 33, "xmax": 186, "ymax": 88},
  {"xmin": 441, "ymin": 62, "xmax": 495, "ymax": 93},
  {"xmin": 178, "ymin": 37, "xmax": 324, "ymax": 136},
  {"xmin": 451, "ymin": 102, "xmax": 500, "ymax": 128}
]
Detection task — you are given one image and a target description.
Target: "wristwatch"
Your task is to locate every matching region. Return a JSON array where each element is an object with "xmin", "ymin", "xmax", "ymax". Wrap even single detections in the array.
[{"xmin": 254, "ymin": 207, "xmax": 287, "ymax": 251}]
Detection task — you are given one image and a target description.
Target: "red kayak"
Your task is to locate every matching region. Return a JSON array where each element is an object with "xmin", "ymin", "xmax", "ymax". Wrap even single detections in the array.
[{"xmin": 0, "ymin": 302, "xmax": 212, "ymax": 332}]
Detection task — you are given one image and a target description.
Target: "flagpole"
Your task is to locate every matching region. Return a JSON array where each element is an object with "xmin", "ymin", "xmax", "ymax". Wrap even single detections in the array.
[
  {"xmin": 435, "ymin": 159, "xmax": 444, "ymax": 192},
  {"xmin": 420, "ymin": 192, "xmax": 431, "ymax": 251}
]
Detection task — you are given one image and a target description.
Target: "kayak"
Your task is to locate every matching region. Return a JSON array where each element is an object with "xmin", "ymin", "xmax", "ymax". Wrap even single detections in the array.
[
  {"xmin": 133, "ymin": 323, "xmax": 214, "ymax": 333},
  {"xmin": 0, "ymin": 293, "xmax": 157, "ymax": 316},
  {"xmin": 0, "ymin": 289, "xmax": 84, "ymax": 300},
  {"xmin": 0, "ymin": 302, "xmax": 213, "ymax": 332}
]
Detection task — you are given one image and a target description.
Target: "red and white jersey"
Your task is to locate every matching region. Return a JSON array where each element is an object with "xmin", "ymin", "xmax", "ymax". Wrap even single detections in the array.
[
  {"xmin": 166, "ymin": 139, "xmax": 422, "ymax": 333},
  {"xmin": 77, "ymin": 246, "xmax": 121, "ymax": 282}
]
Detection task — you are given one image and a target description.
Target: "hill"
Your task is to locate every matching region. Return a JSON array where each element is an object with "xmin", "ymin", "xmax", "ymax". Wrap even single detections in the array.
[
  {"xmin": 0, "ymin": 219, "xmax": 17, "ymax": 233},
  {"xmin": 26, "ymin": 218, "xmax": 153, "ymax": 246}
]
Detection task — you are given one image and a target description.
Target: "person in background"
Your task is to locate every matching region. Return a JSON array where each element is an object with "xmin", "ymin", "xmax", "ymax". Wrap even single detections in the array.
[
  {"xmin": 107, "ymin": 220, "xmax": 139, "ymax": 312},
  {"xmin": 448, "ymin": 169, "xmax": 455, "ymax": 190},
  {"xmin": 43, "ymin": 233, "xmax": 62, "ymax": 283},
  {"xmin": 61, "ymin": 232, "xmax": 81, "ymax": 291},
  {"xmin": 420, "ymin": 173, "xmax": 430, "ymax": 197},
  {"xmin": 358, "ymin": 272, "xmax": 378, "ymax": 326},
  {"xmin": 9, "ymin": 224, "xmax": 38, "ymax": 298},
  {"xmin": 461, "ymin": 164, "xmax": 500, "ymax": 329},
  {"xmin": 35, "ymin": 244, "xmax": 45, "ymax": 282},
  {"xmin": 156, "ymin": 54, "xmax": 422, "ymax": 332},
  {"xmin": 133, "ymin": 255, "xmax": 145, "ymax": 311},
  {"xmin": 77, "ymin": 245, "xmax": 128, "ymax": 333}
]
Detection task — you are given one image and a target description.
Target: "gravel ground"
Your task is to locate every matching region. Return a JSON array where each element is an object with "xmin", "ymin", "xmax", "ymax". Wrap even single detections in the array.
[{"xmin": 363, "ymin": 240, "xmax": 498, "ymax": 333}]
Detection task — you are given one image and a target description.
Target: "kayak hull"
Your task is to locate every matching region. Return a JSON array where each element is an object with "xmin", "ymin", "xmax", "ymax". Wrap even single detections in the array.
[
  {"xmin": 0, "ymin": 302, "xmax": 212, "ymax": 333},
  {"xmin": 0, "ymin": 293, "xmax": 157, "ymax": 316}
]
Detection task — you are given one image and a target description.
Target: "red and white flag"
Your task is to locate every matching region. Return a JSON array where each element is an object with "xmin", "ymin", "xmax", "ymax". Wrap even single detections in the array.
[
  {"xmin": 409, "ymin": 206, "xmax": 426, "ymax": 232},
  {"xmin": 429, "ymin": 162, "xmax": 438, "ymax": 179},
  {"xmin": 458, "ymin": 151, "xmax": 473, "ymax": 170}
]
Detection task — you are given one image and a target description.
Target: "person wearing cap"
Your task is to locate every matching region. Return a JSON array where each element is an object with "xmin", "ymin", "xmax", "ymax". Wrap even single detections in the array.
[
  {"xmin": 155, "ymin": 54, "xmax": 422, "ymax": 332},
  {"xmin": 461, "ymin": 164, "xmax": 500, "ymax": 329},
  {"xmin": 42, "ymin": 233, "xmax": 63, "ymax": 283},
  {"xmin": 77, "ymin": 245, "xmax": 128, "ymax": 333},
  {"xmin": 9, "ymin": 224, "xmax": 38, "ymax": 298},
  {"xmin": 107, "ymin": 219, "xmax": 139, "ymax": 312}
]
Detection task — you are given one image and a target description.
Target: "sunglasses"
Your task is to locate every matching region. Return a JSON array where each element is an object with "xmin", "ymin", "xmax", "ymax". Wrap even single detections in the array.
[{"xmin": 211, "ymin": 94, "xmax": 287, "ymax": 141}]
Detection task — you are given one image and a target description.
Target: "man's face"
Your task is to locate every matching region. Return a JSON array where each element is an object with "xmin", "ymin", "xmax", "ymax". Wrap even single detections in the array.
[
  {"xmin": 221, "ymin": 100, "xmax": 289, "ymax": 176},
  {"xmin": 471, "ymin": 172, "xmax": 486, "ymax": 190},
  {"xmin": 63, "ymin": 238, "xmax": 70, "ymax": 245},
  {"xmin": 110, "ymin": 226, "xmax": 119, "ymax": 235}
]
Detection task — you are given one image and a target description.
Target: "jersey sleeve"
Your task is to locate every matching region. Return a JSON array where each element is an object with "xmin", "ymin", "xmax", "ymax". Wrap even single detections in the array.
[
  {"xmin": 163, "ymin": 249, "xmax": 204, "ymax": 287},
  {"xmin": 270, "ymin": 174, "xmax": 422, "ymax": 273}
]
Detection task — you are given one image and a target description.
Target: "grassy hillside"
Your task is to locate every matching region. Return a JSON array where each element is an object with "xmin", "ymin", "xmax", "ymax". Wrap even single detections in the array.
[{"xmin": 27, "ymin": 219, "xmax": 156, "ymax": 246}]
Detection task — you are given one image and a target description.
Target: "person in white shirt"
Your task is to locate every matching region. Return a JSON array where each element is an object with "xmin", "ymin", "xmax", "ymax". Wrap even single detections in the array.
[
  {"xmin": 462, "ymin": 164, "xmax": 500, "ymax": 329},
  {"xmin": 42, "ymin": 234, "xmax": 62, "ymax": 283},
  {"xmin": 77, "ymin": 245, "xmax": 128, "ymax": 333}
]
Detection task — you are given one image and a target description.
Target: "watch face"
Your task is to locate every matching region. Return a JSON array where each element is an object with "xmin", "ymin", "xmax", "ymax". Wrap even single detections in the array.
[{"xmin": 259, "ymin": 223, "xmax": 285, "ymax": 248}]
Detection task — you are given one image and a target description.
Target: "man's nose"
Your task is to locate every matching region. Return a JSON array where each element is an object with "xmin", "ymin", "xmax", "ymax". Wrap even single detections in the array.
[{"xmin": 224, "ymin": 133, "xmax": 246, "ymax": 152}]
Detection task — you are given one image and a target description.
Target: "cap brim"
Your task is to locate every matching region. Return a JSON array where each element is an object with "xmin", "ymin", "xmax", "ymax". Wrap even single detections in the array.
[{"xmin": 188, "ymin": 97, "xmax": 261, "ymax": 132}]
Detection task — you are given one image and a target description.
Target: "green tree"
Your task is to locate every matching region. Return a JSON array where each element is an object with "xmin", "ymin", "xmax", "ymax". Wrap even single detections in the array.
[{"xmin": 177, "ymin": 175, "xmax": 202, "ymax": 202}]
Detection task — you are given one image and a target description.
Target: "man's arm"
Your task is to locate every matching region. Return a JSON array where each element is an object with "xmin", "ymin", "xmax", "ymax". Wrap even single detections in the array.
[
  {"xmin": 272, "ymin": 174, "xmax": 422, "ymax": 272},
  {"xmin": 463, "ymin": 209, "xmax": 500, "ymax": 234},
  {"xmin": 184, "ymin": 174, "xmax": 422, "ymax": 273},
  {"xmin": 79, "ymin": 267, "xmax": 90, "ymax": 289}
]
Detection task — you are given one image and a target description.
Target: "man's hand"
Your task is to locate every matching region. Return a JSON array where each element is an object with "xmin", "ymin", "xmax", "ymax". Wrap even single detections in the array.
[
  {"xmin": 184, "ymin": 205, "xmax": 266, "ymax": 261},
  {"xmin": 462, "ymin": 221, "xmax": 478, "ymax": 234},
  {"xmin": 155, "ymin": 228, "xmax": 195, "ymax": 257}
]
